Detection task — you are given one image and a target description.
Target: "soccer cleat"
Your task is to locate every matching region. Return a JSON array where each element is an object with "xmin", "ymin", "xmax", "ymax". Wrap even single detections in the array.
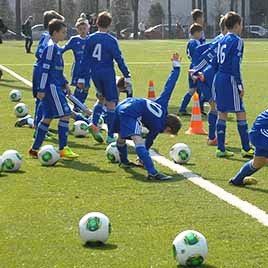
[
  {"xmin": 147, "ymin": 172, "xmax": 172, "ymax": 181},
  {"xmin": 207, "ymin": 138, "xmax": 217, "ymax": 146},
  {"xmin": 119, "ymin": 161, "xmax": 140, "ymax": 168},
  {"xmin": 216, "ymin": 149, "xmax": 234, "ymax": 158},
  {"xmin": 241, "ymin": 148, "xmax": 254, "ymax": 158},
  {"xmin": 88, "ymin": 124, "xmax": 104, "ymax": 143},
  {"xmin": 15, "ymin": 115, "xmax": 32, "ymax": 127},
  {"xmin": 60, "ymin": 146, "xmax": 79, "ymax": 159},
  {"xmin": 106, "ymin": 136, "xmax": 116, "ymax": 144},
  {"xmin": 229, "ymin": 176, "xmax": 258, "ymax": 186},
  {"xmin": 29, "ymin": 148, "xmax": 38, "ymax": 159}
]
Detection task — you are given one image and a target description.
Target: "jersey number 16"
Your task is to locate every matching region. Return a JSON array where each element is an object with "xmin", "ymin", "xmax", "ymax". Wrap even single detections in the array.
[{"xmin": 92, "ymin": 44, "xmax": 102, "ymax": 61}]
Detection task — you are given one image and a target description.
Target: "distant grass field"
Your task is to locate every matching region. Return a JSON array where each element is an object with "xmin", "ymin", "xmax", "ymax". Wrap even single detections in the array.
[{"xmin": 0, "ymin": 40, "xmax": 268, "ymax": 267}]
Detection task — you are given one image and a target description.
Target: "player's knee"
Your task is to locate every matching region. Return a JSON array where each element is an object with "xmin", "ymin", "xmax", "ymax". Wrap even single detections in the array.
[
  {"xmin": 131, "ymin": 135, "xmax": 144, "ymax": 146},
  {"xmin": 253, "ymin": 157, "xmax": 267, "ymax": 169},
  {"xmin": 106, "ymin": 101, "xmax": 116, "ymax": 110},
  {"xmin": 42, "ymin": 118, "xmax": 52, "ymax": 125},
  {"xmin": 117, "ymin": 138, "xmax": 126, "ymax": 147},
  {"xmin": 236, "ymin": 112, "xmax": 246, "ymax": 121},
  {"xmin": 188, "ymin": 88, "xmax": 196, "ymax": 95},
  {"xmin": 61, "ymin": 116, "xmax": 70, "ymax": 121}
]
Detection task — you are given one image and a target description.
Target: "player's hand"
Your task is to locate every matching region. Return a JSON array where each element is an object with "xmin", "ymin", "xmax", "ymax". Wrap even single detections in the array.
[
  {"xmin": 240, "ymin": 88, "xmax": 244, "ymax": 98},
  {"xmin": 124, "ymin": 77, "xmax": 133, "ymax": 96},
  {"xmin": 65, "ymin": 84, "xmax": 71, "ymax": 96},
  {"xmin": 171, "ymin": 53, "xmax": 182, "ymax": 67},
  {"xmin": 37, "ymin": 92, "xmax": 45, "ymax": 100}
]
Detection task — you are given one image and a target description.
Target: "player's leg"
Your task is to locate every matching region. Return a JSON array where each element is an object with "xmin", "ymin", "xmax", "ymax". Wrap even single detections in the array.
[
  {"xmin": 116, "ymin": 136, "xmax": 129, "ymax": 165},
  {"xmin": 178, "ymin": 88, "xmax": 195, "ymax": 115},
  {"xmin": 29, "ymin": 38, "xmax": 33, "ymax": 53},
  {"xmin": 236, "ymin": 112, "xmax": 254, "ymax": 158},
  {"xmin": 105, "ymin": 100, "xmax": 116, "ymax": 144},
  {"xmin": 207, "ymin": 100, "xmax": 218, "ymax": 145},
  {"xmin": 73, "ymin": 87, "xmax": 89, "ymax": 110}
]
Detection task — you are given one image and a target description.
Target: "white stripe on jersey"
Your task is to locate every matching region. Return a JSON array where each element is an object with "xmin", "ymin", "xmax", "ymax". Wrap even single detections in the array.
[
  {"xmin": 260, "ymin": 129, "xmax": 268, "ymax": 138},
  {"xmin": 50, "ymin": 84, "xmax": 64, "ymax": 116},
  {"xmin": 46, "ymin": 41, "xmax": 54, "ymax": 61},
  {"xmin": 231, "ymin": 76, "xmax": 241, "ymax": 111},
  {"xmin": 40, "ymin": 73, "xmax": 48, "ymax": 90}
]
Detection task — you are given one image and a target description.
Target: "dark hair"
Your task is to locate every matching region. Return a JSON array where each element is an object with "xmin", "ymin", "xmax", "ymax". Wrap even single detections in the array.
[
  {"xmin": 116, "ymin": 77, "xmax": 125, "ymax": 91},
  {"xmin": 97, "ymin": 11, "xmax": 112, "ymax": 28},
  {"xmin": 219, "ymin": 15, "xmax": 226, "ymax": 32},
  {"xmin": 165, "ymin": 114, "xmax": 182, "ymax": 135},
  {"xmin": 190, "ymin": 23, "xmax": 203, "ymax": 35},
  {"xmin": 44, "ymin": 10, "xmax": 65, "ymax": 29},
  {"xmin": 191, "ymin": 9, "xmax": 203, "ymax": 21},
  {"xmin": 48, "ymin": 19, "xmax": 66, "ymax": 36},
  {"xmin": 224, "ymin": 11, "xmax": 241, "ymax": 30}
]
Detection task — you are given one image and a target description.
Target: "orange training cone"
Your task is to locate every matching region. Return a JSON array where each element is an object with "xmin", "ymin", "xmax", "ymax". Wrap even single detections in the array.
[
  {"xmin": 186, "ymin": 92, "xmax": 207, "ymax": 135},
  {"xmin": 148, "ymin": 80, "xmax": 156, "ymax": 100}
]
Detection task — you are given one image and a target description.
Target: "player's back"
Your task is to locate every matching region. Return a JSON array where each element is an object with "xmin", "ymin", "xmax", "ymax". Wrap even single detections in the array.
[
  {"xmin": 217, "ymin": 33, "xmax": 243, "ymax": 75},
  {"xmin": 87, "ymin": 32, "xmax": 118, "ymax": 71},
  {"xmin": 118, "ymin": 98, "xmax": 166, "ymax": 132},
  {"xmin": 35, "ymin": 31, "xmax": 50, "ymax": 64},
  {"xmin": 252, "ymin": 109, "xmax": 268, "ymax": 130},
  {"xmin": 187, "ymin": 39, "xmax": 201, "ymax": 66}
]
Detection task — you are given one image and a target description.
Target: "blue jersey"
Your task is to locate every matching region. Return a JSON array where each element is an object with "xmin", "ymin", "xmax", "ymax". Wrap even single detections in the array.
[
  {"xmin": 217, "ymin": 32, "xmax": 244, "ymax": 86},
  {"xmin": 61, "ymin": 35, "xmax": 89, "ymax": 86},
  {"xmin": 117, "ymin": 67, "xmax": 180, "ymax": 149},
  {"xmin": 39, "ymin": 39, "xmax": 68, "ymax": 92},
  {"xmin": 35, "ymin": 31, "xmax": 50, "ymax": 65},
  {"xmin": 252, "ymin": 109, "xmax": 268, "ymax": 130},
  {"xmin": 187, "ymin": 39, "xmax": 201, "ymax": 67},
  {"xmin": 80, "ymin": 32, "xmax": 130, "ymax": 81}
]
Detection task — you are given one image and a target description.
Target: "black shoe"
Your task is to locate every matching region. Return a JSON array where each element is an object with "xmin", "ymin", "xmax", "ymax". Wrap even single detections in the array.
[
  {"xmin": 201, "ymin": 111, "xmax": 207, "ymax": 116},
  {"xmin": 147, "ymin": 173, "xmax": 172, "ymax": 181},
  {"xmin": 15, "ymin": 115, "xmax": 31, "ymax": 127},
  {"xmin": 178, "ymin": 111, "xmax": 191, "ymax": 116},
  {"xmin": 119, "ymin": 161, "xmax": 140, "ymax": 168}
]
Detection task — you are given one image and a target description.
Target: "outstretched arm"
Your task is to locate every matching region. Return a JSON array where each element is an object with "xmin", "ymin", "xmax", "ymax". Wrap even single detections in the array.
[{"xmin": 155, "ymin": 53, "xmax": 181, "ymax": 108}]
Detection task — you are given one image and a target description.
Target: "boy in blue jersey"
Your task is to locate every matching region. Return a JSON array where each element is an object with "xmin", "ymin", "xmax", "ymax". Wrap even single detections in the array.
[
  {"xmin": 78, "ymin": 11, "xmax": 132, "ymax": 145},
  {"xmin": 178, "ymin": 23, "xmax": 202, "ymax": 115},
  {"xmin": 229, "ymin": 109, "xmax": 268, "ymax": 186},
  {"xmin": 29, "ymin": 19, "xmax": 78, "ymax": 159},
  {"xmin": 214, "ymin": 11, "xmax": 254, "ymax": 158},
  {"xmin": 30, "ymin": 10, "xmax": 65, "ymax": 137},
  {"xmin": 62, "ymin": 18, "xmax": 90, "ymax": 112},
  {"xmin": 190, "ymin": 16, "xmax": 227, "ymax": 145},
  {"xmin": 112, "ymin": 54, "xmax": 182, "ymax": 181},
  {"xmin": 191, "ymin": 9, "xmax": 206, "ymax": 44}
]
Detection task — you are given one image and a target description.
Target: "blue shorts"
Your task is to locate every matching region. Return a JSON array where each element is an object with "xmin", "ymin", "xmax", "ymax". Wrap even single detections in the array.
[
  {"xmin": 32, "ymin": 65, "xmax": 41, "ymax": 97},
  {"xmin": 111, "ymin": 102, "xmax": 142, "ymax": 139},
  {"xmin": 250, "ymin": 129, "xmax": 268, "ymax": 158},
  {"xmin": 92, "ymin": 68, "xmax": 118, "ymax": 102},
  {"xmin": 214, "ymin": 72, "xmax": 245, "ymax": 113},
  {"xmin": 42, "ymin": 84, "xmax": 72, "ymax": 119},
  {"xmin": 71, "ymin": 63, "xmax": 90, "ymax": 88},
  {"xmin": 188, "ymin": 74, "xmax": 197, "ymax": 89},
  {"xmin": 196, "ymin": 80, "xmax": 211, "ymax": 102}
]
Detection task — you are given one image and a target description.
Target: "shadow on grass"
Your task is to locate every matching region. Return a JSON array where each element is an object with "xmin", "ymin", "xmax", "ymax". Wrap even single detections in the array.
[
  {"xmin": 83, "ymin": 242, "xmax": 118, "ymax": 250},
  {"xmin": 243, "ymin": 186, "xmax": 268, "ymax": 194},
  {"xmin": 0, "ymin": 81, "xmax": 31, "ymax": 91}
]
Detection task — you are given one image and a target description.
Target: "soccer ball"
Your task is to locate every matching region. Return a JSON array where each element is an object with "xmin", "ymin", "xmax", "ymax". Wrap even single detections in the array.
[
  {"xmin": 72, "ymin": 120, "xmax": 89, "ymax": 137},
  {"xmin": 141, "ymin": 126, "xmax": 149, "ymax": 138},
  {"xmin": 14, "ymin": 103, "xmax": 28, "ymax": 118},
  {"xmin": 173, "ymin": 230, "xmax": 208, "ymax": 267},
  {"xmin": 105, "ymin": 142, "xmax": 120, "ymax": 163},
  {"xmin": 169, "ymin": 143, "xmax": 191, "ymax": 164},
  {"xmin": 2, "ymin": 149, "xmax": 22, "ymax": 172},
  {"xmin": 79, "ymin": 212, "xmax": 111, "ymax": 243},
  {"xmin": 38, "ymin": 145, "xmax": 60, "ymax": 166},
  {"xmin": 9, "ymin": 89, "xmax": 22, "ymax": 102}
]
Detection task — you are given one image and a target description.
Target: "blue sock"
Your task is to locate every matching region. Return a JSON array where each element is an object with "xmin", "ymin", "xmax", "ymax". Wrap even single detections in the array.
[
  {"xmin": 117, "ymin": 143, "xmax": 128, "ymax": 164},
  {"xmin": 32, "ymin": 122, "xmax": 49, "ymax": 150},
  {"xmin": 92, "ymin": 102, "xmax": 104, "ymax": 126},
  {"xmin": 107, "ymin": 108, "xmax": 115, "ymax": 138},
  {"xmin": 231, "ymin": 160, "xmax": 258, "ymax": 185},
  {"xmin": 58, "ymin": 119, "xmax": 69, "ymax": 150},
  {"xmin": 74, "ymin": 87, "xmax": 88, "ymax": 104},
  {"xmin": 135, "ymin": 144, "xmax": 157, "ymax": 175},
  {"xmin": 34, "ymin": 99, "xmax": 43, "ymax": 128},
  {"xmin": 208, "ymin": 111, "xmax": 217, "ymax": 140},
  {"xmin": 179, "ymin": 91, "xmax": 193, "ymax": 112},
  {"xmin": 74, "ymin": 112, "xmax": 91, "ymax": 125},
  {"xmin": 237, "ymin": 120, "xmax": 250, "ymax": 151},
  {"xmin": 216, "ymin": 119, "xmax": 226, "ymax": 151}
]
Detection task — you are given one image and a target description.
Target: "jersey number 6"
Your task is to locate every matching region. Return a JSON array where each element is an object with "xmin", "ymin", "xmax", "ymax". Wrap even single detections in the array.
[{"xmin": 92, "ymin": 44, "xmax": 102, "ymax": 61}]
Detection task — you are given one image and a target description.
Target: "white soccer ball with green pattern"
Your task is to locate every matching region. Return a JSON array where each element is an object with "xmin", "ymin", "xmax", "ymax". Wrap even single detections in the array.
[
  {"xmin": 9, "ymin": 89, "xmax": 22, "ymax": 102},
  {"xmin": 2, "ymin": 149, "xmax": 22, "ymax": 172},
  {"xmin": 38, "ymin": 145, "xmax": 60, "ymax": 166},
  {"xmin": 79, "ymin": 212, "xmax": 111, "ymax": 243},
  {"xmin": 72, "ymin": 120, "xmax": 89, "ymax": 137},
  {"xmin": 14, "ymin": 103, "xmax": 28, "ymax": 118},
  {"xmin": 173, "ymin": 230, "xmax": 208, "ymax": 267},
  {"xmin": 105, "ymin": 142, "xmax": 120, "ymax": 163},
  {"xmin": 169, "ymin": 143, "xmax": 191, "ymax": 164}
]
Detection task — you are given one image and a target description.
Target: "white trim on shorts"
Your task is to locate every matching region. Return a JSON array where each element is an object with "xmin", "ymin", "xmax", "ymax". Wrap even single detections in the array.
[{"xmin": 50, "ymin": 84, "xmax": 64, "ymax": 116}]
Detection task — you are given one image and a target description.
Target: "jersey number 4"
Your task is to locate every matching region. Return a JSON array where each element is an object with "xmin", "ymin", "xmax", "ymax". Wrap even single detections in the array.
[
  {"xmin": 217, "ymin": 43, "xmax": 227, "ymax": 64},
  {"xmin": 92, "ymin": 44, "xmax": 102, "ymax": 61}
]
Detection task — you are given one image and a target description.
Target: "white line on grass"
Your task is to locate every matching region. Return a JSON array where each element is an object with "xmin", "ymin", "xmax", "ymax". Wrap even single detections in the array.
[{"xmin": 1, "ymin": 64, "xmax": 268, "ymax": 227}]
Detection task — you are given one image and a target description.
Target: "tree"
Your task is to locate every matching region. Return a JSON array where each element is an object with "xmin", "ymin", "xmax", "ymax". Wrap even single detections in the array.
[
  {"xmin": 15, "ymin": 0, "xmax": 21, "ymax": 35},
  {"xmin": 0, "ymin": 0, "xmax": 15, "ymax": 29},
  {"xmin": 131, "ymin": 0, "xmax": 139, "ymax": 39},
  {"xmin": 168, "ymin": 0, "xmax": 172, "ymax": 38},
  {"xmin": 31, "ymin": 0, "xmax": 57, "ymax": 24},
  {"xmin": 62, "ymin": 0, "xmax": 77, "ymax": 25},
  {"xmin": 106, "ymin": 0, "xmax": 110, "ymax": 10},
  {"xmin": 148, "ymin": 2, "xmax": 165, "ymax": 27},
  {"xmin": 58, "ymin": 0, "xmax": 62, "ymax": 14}
]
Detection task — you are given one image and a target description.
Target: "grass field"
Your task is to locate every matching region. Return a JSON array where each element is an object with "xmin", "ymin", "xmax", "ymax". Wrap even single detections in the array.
[{"xmin": 0, "ymin": 40, "xmax": 268, "ymax": 267}]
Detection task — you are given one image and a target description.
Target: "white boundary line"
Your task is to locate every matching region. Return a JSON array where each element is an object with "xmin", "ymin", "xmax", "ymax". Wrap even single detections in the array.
[{"xmin": 1, "ymin": 64, "xmax": 268, "ymax": 227}]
